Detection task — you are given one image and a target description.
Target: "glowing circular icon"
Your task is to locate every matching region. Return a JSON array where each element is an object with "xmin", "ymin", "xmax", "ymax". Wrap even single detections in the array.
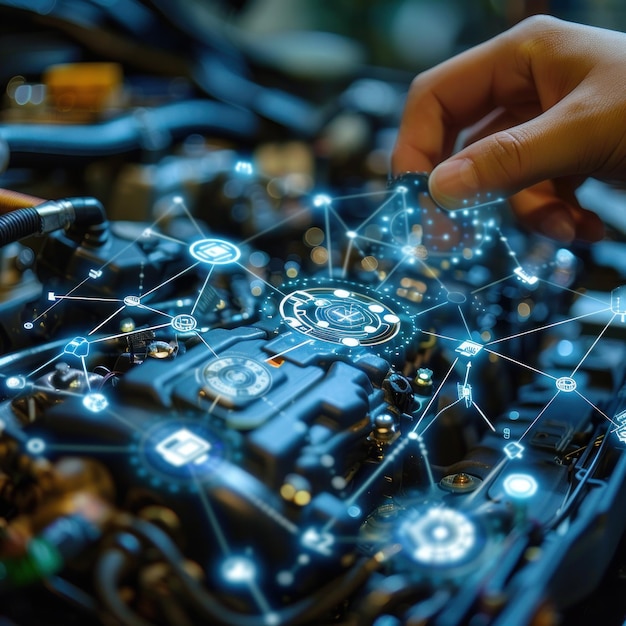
[
  {"xmin": 278, "ymin": 285, "xmax": 402, "ymax": 348},
  {"xmin": 135, "ymin": 418, "xmax": 224, "ymax": 487},
  {"xmin": 555, "ymin": 376, "xmax": 577, "ymax": 392},
  {"xmin": 83, "ymin": 392, "xmax": 109, "ymax": 413},
  {"xmin": 171, "ymin": 313, "xmax": 198, "ymax": 333},
  {"xmin": 398, "ymin": 507, "xmax": 478, "ymax": 567},
  {"xmin": 124, "ymin": 295, "xmax": 141, "ymax": 307},
  {"xmin": 26, "ymin": 438, "xmax": 46, "ymax": 455},
  {"xmin": 189, "ymin": 238, "xmax": 241, "ymax": 265},
  {"xmin": 6, "ymin": 376, "xmax": 26, "ymax": 390},
  {"xmin": 23, "ymin": 322, "xmax": 33, "ymax": 330},
  {"xmin": 202, "ymin": 356, "xmax": 271, "ymax": 400},
  {"xmin": 503, "ymin": 473, "xmax": 538, "ymax": 499}
]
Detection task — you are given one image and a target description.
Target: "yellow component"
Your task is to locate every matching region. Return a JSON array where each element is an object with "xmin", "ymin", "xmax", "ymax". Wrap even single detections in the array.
[
  {"xmin": 279, "ymin": 483, "xmax": 296, "ymax": 501},
  {"xmin": 43, "ymin": 63, "xmax": 123, "ymax": 113},
  {"xmin": 293, "ymin": 490, "xmax": 311, "ymax": 506}
]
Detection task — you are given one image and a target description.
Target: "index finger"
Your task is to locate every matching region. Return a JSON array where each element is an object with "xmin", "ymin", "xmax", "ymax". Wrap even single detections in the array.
[{"xmin": 391, "ymin": 17, "xmax": 554, "ymax": 174}]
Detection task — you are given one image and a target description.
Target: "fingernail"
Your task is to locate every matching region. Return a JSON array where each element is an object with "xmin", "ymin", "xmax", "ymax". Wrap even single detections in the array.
[
  {"xmin": 540, "ymin": 212, "xmax": 576, "ymax": 243},
  {"xmin": 429, "ymin": 158, "xmax": 480, "ymax": 209}
]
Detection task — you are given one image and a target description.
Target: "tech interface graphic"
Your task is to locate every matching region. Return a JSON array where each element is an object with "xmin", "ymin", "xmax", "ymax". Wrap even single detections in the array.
[{"xmin": 0, "ymin": 162, "xmax": 625, "ymax": 626}]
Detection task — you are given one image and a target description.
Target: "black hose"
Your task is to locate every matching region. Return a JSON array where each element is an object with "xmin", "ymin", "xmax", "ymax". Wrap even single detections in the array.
[
  {"xmin": 0, "ymin": 100, "xmax": 259, "ymax": 160},
  {"xmin": 123, "ymin": 519, "xmax": 382, "ymax": 626},
  {"xmin": 0, "ymin": 207, "xmax": 40, "ymax": 247},
  {"xmin": 96, "ymin": 549, "xmax": 153, "ymax": 626}
]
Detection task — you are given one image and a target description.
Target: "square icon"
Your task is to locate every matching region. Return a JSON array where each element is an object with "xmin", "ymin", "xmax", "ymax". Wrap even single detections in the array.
[{"xmin": 156, "ymin": 428, "xmax": 211, "ymax": 467}]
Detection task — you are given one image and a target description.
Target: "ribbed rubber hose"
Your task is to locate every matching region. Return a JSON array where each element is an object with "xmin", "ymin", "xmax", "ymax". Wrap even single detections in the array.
[{"xmin": 0, "ymin": 208, "xmax": 40, "ymax": 246}]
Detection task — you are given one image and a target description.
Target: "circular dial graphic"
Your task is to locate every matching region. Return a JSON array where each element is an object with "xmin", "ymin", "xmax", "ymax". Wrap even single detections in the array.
[
  {"xmin": 202, "ymin": 356, "xmax": 272, "ymax": 400},
  {"xmin": 398, "ymin": 507, "xmax": 480, "ymax": 567},
  {"xmin": 279, "ymin": 286, "xmax": 402, "ymax": 348}
]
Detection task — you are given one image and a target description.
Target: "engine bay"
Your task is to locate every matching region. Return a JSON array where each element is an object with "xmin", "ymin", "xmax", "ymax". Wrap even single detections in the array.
[{"xmin": 0, "ymin": 3, "xmax": 625, "ymax": 625}]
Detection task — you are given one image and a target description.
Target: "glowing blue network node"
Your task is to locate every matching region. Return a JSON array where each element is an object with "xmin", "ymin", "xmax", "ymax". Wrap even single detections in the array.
[
  {"xmin": 23, "ymin": 322, "xmax": 33, "ymax": 330},
  {"xmin": 155, "ymin": 428, "xmax": 211, "ymax": 467},
  {"xmin": 82, "ymin": 392, "xmax": 109, "ymax": 413},
  {"xmin": 64, "ymin": 336, "xmax": 90, "ymax": 357},
  {"xmin": 6, "ymin": 375, "xmax": 25, "ymax": 389},
  {"xmin": 555, "ymin": 377, "xmax": 577, "ymax": 393},
  {"xmin": 503, "ymin": 441, "xmax": 524, "ymax": 460},
  {"xmin": 611, "ymin": 285, "xmax": 626, "ymax": 322},
  {"xmin": 171, "ymin": 313, "xmax": 197, "ymax": 333},
  {"xmin": 346, "ymin": 230, "xmax": 357, "ymax": 239},
  {"xmin": 455, "ymin": 340, "xmax": 483, "ymax": 358},
  {"xmin": 189, "ymin": 238, "xmax": 241, "ymax": 265},
  {"xmin": 503, "ymin": 473, "xmax": 538, "ymax": 499},
  {"xmin": 88, "ymin": 268, "xmax": 102, "ymax": 279},
  {"xmin": 312, "ymin": 194, "xmax": 332, "ymax": 207},
  {"xmin": 234, "ymin": 160, "xmax": 254, "ymax": 175},
  {"xmin": 301, "ymin": 528, "xmax": 335, "ymax": 556},
  {"xmin": 26, "ymin": 438, "xmax": 46, "ymax": 455},
  {"xmin": 399, "ymin": 507, "xmax": 477, "ymax": 566},
  {"xmin": 278, "ymin": 285, "xmax": 405, "ymax": 349},
  {"xmin": 123, "ymin": 295, "xmax": 141, "ymax": 307},
  {"xmin": 447, "ymin": 291, "xmax": 467, "ymax": 304},
  {"xmin": 514, "ymin": 267, "xmax": 539, "ymax": 286},
  {"xmin": 221, "ymin": 555, "xmax": 256, "ymax": 583}
]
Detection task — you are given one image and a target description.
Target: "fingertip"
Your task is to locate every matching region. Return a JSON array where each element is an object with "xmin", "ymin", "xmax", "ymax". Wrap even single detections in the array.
[{"xmin": 429, "ymin": 158, "xmax": 481, "ymax": 210}]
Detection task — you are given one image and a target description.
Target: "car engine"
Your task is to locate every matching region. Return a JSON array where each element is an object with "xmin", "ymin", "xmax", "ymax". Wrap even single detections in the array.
[{"xmin": 0, "ymin": 2, "xmax": 625, "ymax": 625}]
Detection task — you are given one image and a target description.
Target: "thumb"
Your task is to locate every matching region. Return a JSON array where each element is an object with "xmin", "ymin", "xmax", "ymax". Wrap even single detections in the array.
[{"xmin": 428, "ymin": 109, "xmax": 589, "ymax": 210}]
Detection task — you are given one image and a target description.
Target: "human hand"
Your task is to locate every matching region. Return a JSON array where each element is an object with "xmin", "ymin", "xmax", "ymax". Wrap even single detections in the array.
[{"xmin": 392, "ymin": 15, "xmax": 626, "ymax": 242}]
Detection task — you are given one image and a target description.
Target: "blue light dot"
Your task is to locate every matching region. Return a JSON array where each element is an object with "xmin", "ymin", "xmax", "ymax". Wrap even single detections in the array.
[{"xmin": 347, "ymin": 505, "xmax": 361, "ymax": 518}]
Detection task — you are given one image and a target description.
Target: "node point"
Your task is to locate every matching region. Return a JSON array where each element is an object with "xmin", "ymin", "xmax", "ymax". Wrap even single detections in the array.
[
  {"xmin": 26, "ymin": 438, "xmax": 46, "ymax": 455},
  {"xmin": 189, "ymin": 238, "xmax": 241, "ymax": 265},
  {"xmin": 83, "ymin": 393, "xmax": 109, "ymax": 413},
  {"xmin": 555, "ymin": 377, "xmax": 576, "ymax": 393},
  {"xmin": 313, "ymin": 194, "xmax": 332, "ymax": 207},
  {"xmin": 503, "ymin": 473, "xmax": 538, "ymax": 499}
]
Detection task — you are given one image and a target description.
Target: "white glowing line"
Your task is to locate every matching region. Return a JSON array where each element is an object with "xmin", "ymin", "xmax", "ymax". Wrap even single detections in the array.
[
  {"xmin": 88, "ymin": 323, "xmax": 171, "ymax": 343},
  {"xmin": 191, "ymin": 264, "xmax": 216, "ymax": 315},
  {"xmin": 194, "ymin": 332, "xmax": 219, "ymax": 359},
  {"xmin": 140, "ymin": 262, "xmax": 200, "ymax": 299},
  {"xmin": 31, "ymin": 275, "xmax": 92, "ymax": 322},
  {"xmin": 519, "ymin": 391, "xmax": 561, "ymax": 442},
  {"xmin": 241, "ymin": 206, "xmax": 310, "ymax": 245},
  {"xmin": 87, "ymin": 305, "xmax": 127, "ymax": 336},
  {"xmin": 484, "ymin": 347, "xmax": 558, "ymax": 381},
  {"xmin": 264, "ymin": 339, "xmax": 314, "ymax": 361},
  {"xmin": 235, "ymin": 261, "xmax": 287, "ymax": 298},
  {"xmin": 472, "ymin": 402, "xmax": 496, "ymax": 431},
  {"xmin": 192, "ymin": 473, "xmax": 231, "ymax": 555},
  {"xmin": 48, "ymin": 295, "xmax": 121, "ymax": 303},
  {"xmin": 570, "ymin": 313, "xmax": 616, "ymax": 376},
  {"xmin": 457, "ymin": 306, "xmax": 472, "ymax": 340},
  {"xmin": 413, "ymin": 357, "xmax": 459, "ymax": 432},
  {"xmin": 486, "ymin": 307, "xmax": 613, "ymax": 345}
]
